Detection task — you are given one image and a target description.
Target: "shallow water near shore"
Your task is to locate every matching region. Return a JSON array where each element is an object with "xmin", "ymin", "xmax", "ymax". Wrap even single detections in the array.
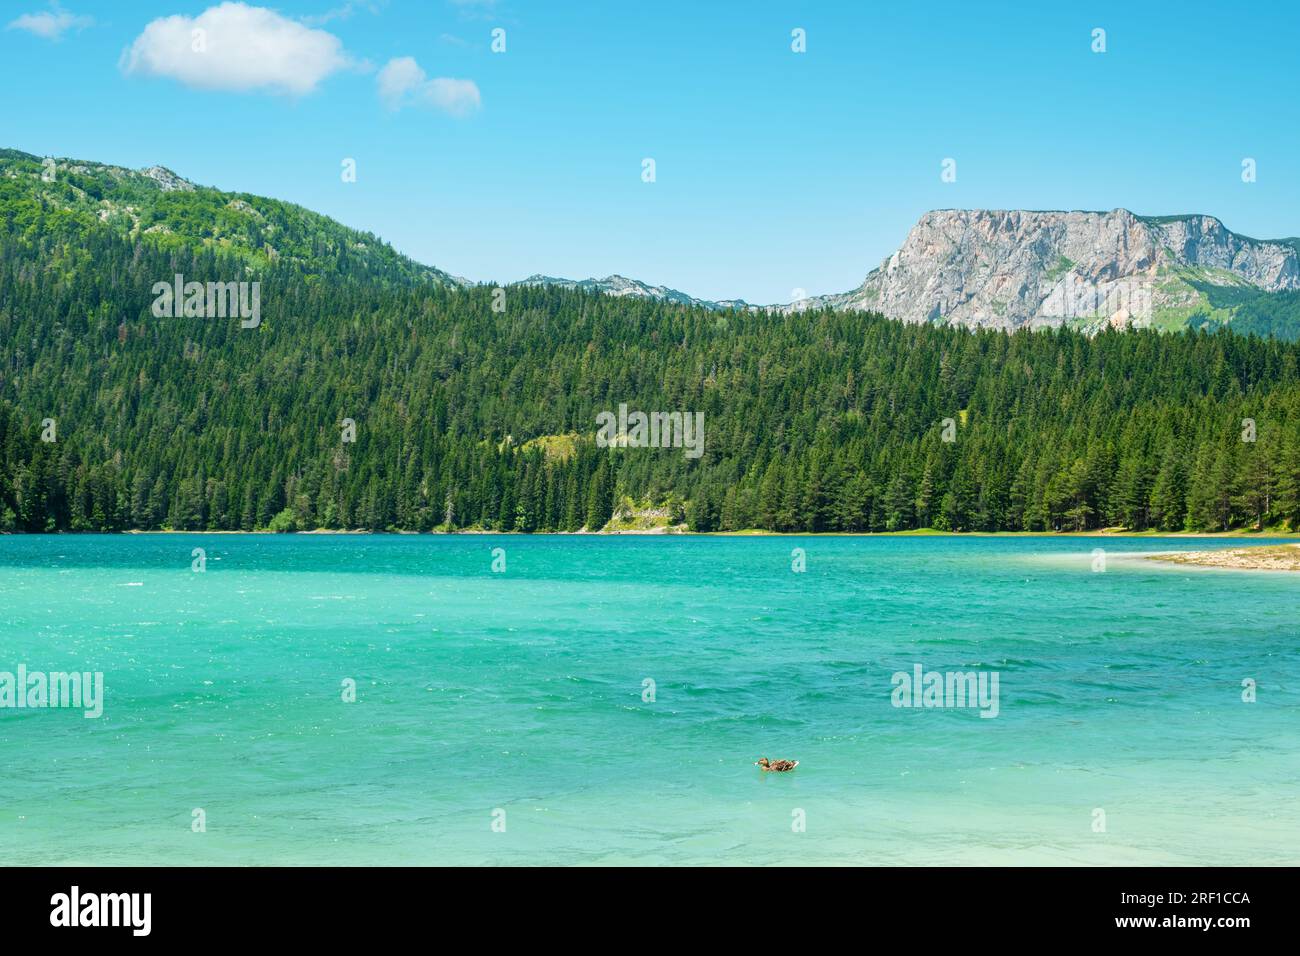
[{"xmin": 0, "ymin": 534, "xmax": 1296, "ymax": 865}]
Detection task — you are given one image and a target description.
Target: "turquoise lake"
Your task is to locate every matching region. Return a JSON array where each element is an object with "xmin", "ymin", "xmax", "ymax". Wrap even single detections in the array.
[{"xmin": 0, "ymin": 534, "xmax": 1297, "ymax": 866}]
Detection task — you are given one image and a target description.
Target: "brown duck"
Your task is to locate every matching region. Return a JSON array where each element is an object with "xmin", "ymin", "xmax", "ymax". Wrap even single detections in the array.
[{"xmin": 755, "ymin": 757, "xmax": 799, "ymax": 772}]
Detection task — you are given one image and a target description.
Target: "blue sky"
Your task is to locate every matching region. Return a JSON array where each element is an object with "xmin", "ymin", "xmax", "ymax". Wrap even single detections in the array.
[{"xmin": 3, "ymin": 0, "xmax": 1298, "ymax": 303}]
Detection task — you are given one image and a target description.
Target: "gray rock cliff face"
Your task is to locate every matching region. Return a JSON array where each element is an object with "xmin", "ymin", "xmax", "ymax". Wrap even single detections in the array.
[{"xmin": 789, "ymin": 209, "xmax": 1300, "ymax": 329}]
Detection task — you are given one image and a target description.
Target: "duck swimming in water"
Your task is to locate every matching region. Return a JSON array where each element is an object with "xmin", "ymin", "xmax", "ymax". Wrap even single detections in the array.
[{"xmin": 756, "ymin": 757, "xmax": 798, "ymax": 772}]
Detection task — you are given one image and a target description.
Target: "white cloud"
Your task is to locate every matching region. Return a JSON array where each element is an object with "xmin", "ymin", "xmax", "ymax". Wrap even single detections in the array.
[
  {"xmin": 377, "ymin": 56, "xmax": 481, "ymax": 116},
  {"xmin": 7, "ymin": 5, "xmax": 93, "ymax": 40},
  {"xmin": 425, "ymin": 77, "xmax": 481, "ymax": 115},
  {"xmin": 121, "ymin": 2, "xmax": 352, "ymax": 96},
  {"xmin": 376, "ymin": 56, "xmax": 424, "ymax": 106}
]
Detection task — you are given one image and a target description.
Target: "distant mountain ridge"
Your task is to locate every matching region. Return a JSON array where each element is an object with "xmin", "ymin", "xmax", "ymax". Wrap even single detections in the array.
[
  {"xmin": 513, "ymin": 273, "xmax": 751, "ymax": 311},
  {"xmin": 6, "ymin": 148, "xmax": 1300, "ymax": 335},
  {"xmin": 787, "ymin": 208, "xmax": 1300, "ymax": 332},
  {"xmin": 511, "ymin": 211, "xmax": 1300, "ymax": 335}
]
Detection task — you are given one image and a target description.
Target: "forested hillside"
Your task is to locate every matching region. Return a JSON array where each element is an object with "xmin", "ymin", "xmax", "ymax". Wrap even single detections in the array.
[
  {"xmin": 4, "ymin": 150, "xmax": 1300, "ymax": 534},
  {"xmin": 0, "ymin": 148, "xmax": 463, "ymax": 288}
]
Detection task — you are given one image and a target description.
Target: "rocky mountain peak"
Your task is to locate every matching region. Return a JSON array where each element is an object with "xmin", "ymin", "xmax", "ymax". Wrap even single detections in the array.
[{"xmin": 795, "ymin": 208, "xmax": 1300, "ymax": 331}]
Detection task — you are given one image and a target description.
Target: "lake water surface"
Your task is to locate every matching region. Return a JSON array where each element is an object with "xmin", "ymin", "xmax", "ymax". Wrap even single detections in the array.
[{"xmin": 0, "ymin": 534, "xmax": 1296, "ymax": 865}]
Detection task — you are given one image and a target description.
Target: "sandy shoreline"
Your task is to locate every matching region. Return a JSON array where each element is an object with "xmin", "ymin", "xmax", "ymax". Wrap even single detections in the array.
[{"xmin": 1145, "ymin": 543, "xmax": 1300, "ymax": 571}]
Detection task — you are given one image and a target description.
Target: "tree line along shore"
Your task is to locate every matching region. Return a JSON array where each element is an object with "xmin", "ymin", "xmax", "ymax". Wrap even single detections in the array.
[{"xmin": 6, "ymin": 162, "xmax": 1300, "ymax": 537}]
